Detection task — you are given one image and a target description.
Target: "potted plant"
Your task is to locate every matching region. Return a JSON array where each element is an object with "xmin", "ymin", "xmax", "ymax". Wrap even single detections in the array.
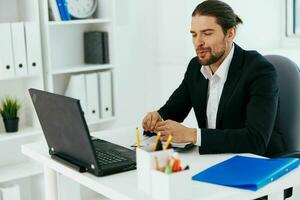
[{"xmin": 0, "ymin": 97, "xmax": 21, "ymax": 133}]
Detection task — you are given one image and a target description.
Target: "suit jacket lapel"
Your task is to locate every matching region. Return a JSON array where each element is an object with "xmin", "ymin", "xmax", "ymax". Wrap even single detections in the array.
[
  {"xmin": 216, "ymin": 44, "xmax": 244, "ymax": 128},
  {"xmin": 197, "ymin": 77, "xmax": 209, "ymax": 127}
]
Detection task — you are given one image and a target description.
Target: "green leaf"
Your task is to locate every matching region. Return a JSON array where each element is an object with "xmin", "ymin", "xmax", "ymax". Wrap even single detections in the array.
[{"xmin": 0, "ymin": 96, "xmax": 21, "ymax": 120}]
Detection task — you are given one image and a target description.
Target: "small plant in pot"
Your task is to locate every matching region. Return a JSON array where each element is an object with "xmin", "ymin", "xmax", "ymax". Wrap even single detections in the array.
[{"xmin": 0, "ymin": 97, "xmax": 21, "ymax": 133}]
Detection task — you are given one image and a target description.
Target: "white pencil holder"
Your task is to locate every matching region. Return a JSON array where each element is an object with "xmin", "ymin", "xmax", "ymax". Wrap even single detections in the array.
[
  {"xmin": 151, "ymin": 169, "xmax": 191, "ymax": 200},
  {"xmin": 136, "ymin": 147, "xmax": 174, "ymax": 194}
]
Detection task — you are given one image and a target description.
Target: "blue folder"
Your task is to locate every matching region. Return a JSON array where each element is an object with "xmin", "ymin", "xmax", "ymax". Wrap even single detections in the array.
[
  {"xmin": 192, "ymin": 155, "xmax": 300, "ymax": 191},
  {"xmin": 56, "ymin": 0, "xmax": 67, "ymax": 21},
  {"xmin": 61, "ymin": 0, "xmax": 71, "ymax": 20}
]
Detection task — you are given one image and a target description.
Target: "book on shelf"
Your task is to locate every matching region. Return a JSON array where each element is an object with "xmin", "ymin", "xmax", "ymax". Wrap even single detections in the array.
[
  {"xmin": 11, "ymin": 22, "xmax": 28, "ymax": 77},
  {"xmin": 55, "ymin": 0, "xmax": 70, "ymax": 21},
  {"xmin": 24, "ymin": 22, "xmax": 42, "ymax": 76},
  {"xmin": 48, "ymin": 0, "xmax": 61, "ymax": 21},
  {"xmin": 102, "ymin": 32, "xmax": 110, "ymax": 64},
  {"xmin": 98, "ymin": 71, "xmax": 113, "ymax": 118},
  {"xmin": 0, "ymin": 23, "xmax": 15, "ymax": 79},
  {"xmin": 84, "ymin": 31, "xmax": 110, "ymax": 64},
  {"xmin": 64, "ymin": 72, "xmax": 113, "ymax": 121},
  {"xmin": 85, "ymin": 73, "xmax": 100, "ymax": 121},
  {"xmin": 61, "ymin": 0, "xmax": 71, "ymax": 20},
  {"xmin": 0, "ymin": 184, "xmax": 21, "ymax": 200},
  {"xmin": 65, "ymin": 74, "xmax": 88, "ymax": 113}
]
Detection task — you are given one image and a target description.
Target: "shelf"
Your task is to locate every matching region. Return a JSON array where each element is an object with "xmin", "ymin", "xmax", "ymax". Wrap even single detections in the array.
[
  {"xmin": 0, "ymin": 161, "xmax": 43, "ymax": 183},
  {"xmin": 0, "ymin": 127, "xmax": 42, "ymax": 142},
  {"xmin": 0, "ymin": 74, "xmax": 40, "ymax": 81},
  {"xmin": 87, "ymin": 197, "xmax": 111, "ymax": 200},
  {"xmin": 52, "ymin": 64, "xmax": 114, "ymax": 75},
  {"xmin": 87, "ymin": 116, "xmax": 116, "ymax": 126},
  {"xmin": 49, "ymin": 18, "xmax": 112, "ymax": 26}
]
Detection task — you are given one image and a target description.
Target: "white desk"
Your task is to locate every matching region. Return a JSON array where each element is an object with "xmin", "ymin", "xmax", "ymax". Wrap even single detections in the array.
[{"xmin": 22, "ymin": 126, "xmax": 300, "ymax": 200}]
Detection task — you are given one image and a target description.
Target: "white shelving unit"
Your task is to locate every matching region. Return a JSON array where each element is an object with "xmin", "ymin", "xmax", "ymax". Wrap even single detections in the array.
[
  {"xmin": 40, "ymin": 0, "xmax": 116, "ymax": 127},
  {"xmin": 0, "ymin": 161, "xmax": 42, "ymax": 183},
  {"xmin": 49, "ymin": 18, "xmax": 112, "ymax": 26},
  {"xmin": 0, "ymin": 0, "xmax": 44, "ymax": 199},
  {"xmin": 52, "ymin": 64, "xmax": 114, "ymax": 75},
  {"xmin": 0, "ymin": 126, "xmax": 41, "ymax": 142}
]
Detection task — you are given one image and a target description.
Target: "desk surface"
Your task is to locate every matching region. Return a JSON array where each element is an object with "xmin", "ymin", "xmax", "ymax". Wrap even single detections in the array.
[{"xmin": 22, "ymin": 126, "xmax": 300, "ymax": 200}]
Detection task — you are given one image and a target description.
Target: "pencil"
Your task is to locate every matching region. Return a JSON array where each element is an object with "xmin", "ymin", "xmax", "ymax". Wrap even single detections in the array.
[
  {"xmin": 154, "ymin": 156, "xmax": 160, "ymax": 170},
  {"xmin": 135, "ymin": 127, "xmax": 141, "ymax": 148},
  {"xmin": 152, "ymin": 132, "xmax": 161, "ymax": 151},
  {"xmin": 163, "ymin": 135, "xmax": 172, "ymax": 150}
]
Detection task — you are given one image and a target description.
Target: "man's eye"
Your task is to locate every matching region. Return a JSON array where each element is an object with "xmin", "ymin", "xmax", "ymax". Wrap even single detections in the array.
[{"xmin": 204, "ymin": 32, "xmax": 212, "ymax": 36}]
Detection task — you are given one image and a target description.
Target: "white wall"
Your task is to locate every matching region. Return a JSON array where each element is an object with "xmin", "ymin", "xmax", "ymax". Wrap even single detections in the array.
[{"xmin": 97, "ymin": 0, "xmax": 159, "ymax": 130}]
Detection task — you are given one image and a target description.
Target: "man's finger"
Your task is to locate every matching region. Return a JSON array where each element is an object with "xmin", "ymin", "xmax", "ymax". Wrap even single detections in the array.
[
  {"xmin": 150, "ymin": 114, "xmax": 158, "ymax": 130},
  {"xmin": 142, "ymin": 117, "xmax": 149, "ymax": 131},
  {"xmin": 156, "ymin": 125, "xmax": 167, "ymax": 132},
  {"xmin": 156, "ymin": 120, "xmax": 167, "ymax": 128},
  {"xmin": 146, "ymin": 113, "xmax": 152, "ymax": 130}
]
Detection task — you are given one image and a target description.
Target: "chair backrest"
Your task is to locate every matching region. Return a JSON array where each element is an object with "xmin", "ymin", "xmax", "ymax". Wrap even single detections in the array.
[{"xmin": 265, "ymin": 55, "xmax": 300, "ymax": 152}]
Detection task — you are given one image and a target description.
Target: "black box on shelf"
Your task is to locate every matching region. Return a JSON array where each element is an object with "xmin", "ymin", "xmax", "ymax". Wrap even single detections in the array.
[{"xmin": 84, "ymin": 31, "xmax": 110, "ymax": 64}]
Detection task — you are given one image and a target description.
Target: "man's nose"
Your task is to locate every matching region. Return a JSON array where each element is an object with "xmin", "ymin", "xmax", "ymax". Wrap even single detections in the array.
[{"xmin": 194, "ymin": 35, "xmax": 204, "ymax": 46}]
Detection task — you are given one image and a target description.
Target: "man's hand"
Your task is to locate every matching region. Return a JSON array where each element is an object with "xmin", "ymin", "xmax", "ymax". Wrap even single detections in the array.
[
  {"xmin": 142, "ymin": 111, "xmax": 163, "ymax": 132},
  {"xmin": 155, "ymin": 120, "xmax": 197, "ymax": 144}
]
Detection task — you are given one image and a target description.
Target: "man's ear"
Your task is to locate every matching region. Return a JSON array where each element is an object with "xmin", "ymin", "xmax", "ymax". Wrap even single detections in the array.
[{"xmin": 226, "ymin": 27, "xmax": 236, "ymax": 40}]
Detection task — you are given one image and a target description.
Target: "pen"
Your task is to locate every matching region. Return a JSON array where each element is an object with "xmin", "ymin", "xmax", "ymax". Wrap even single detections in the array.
[
  {"xmin": 165, "ymin": 164, "xmax": 173, "ymax": 174},
  {"xmin": 135, "ymin": 127, "xmax": 141, "ymax": 148},
  {"xmin": 184, "ymin": 165, "xmax": 190, "ymax": 170},
  {"xmin": 152, "ymin": 132, "xmax": 161, "ymax": 151},
  {"xmin": 163, "ymin": 135, "xmax": 172, "ymax": 150},
  {"xmin": 172, "ymin": 158, "xmax": 181, "ymax": 172}
]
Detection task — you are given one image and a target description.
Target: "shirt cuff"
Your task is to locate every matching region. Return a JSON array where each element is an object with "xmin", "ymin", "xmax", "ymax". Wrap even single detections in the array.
[{"xmin": 195, "ymin": 128, "xmax": 201, "ymax": 146}]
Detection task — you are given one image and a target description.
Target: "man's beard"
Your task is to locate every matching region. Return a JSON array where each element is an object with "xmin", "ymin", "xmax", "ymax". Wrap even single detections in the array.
[{"xmin": 198, "ymin": 48, "xmax": 225, "ymax": 66}]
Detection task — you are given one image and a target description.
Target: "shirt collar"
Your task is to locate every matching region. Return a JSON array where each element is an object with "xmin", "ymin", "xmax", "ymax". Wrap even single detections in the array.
[{"xmin": 200, "ymin": 44, "xmax": 235, "ymax": 82}]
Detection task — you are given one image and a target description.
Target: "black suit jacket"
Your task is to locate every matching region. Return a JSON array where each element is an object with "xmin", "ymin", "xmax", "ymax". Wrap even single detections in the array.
[{"xmin": 158, "ymin": 44, "xmax": 284, "ymax": 156}]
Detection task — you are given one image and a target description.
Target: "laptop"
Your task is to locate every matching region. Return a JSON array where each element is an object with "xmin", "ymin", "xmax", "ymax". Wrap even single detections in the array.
[{"xmin": 29, "ymin": 88, "xmax": 136, "ymax": 177}]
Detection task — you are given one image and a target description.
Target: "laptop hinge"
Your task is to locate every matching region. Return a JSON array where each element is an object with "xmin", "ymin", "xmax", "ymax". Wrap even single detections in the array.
[{"xmin": 51, "ymin": 153, "xmax": 88, "ymax": 173}]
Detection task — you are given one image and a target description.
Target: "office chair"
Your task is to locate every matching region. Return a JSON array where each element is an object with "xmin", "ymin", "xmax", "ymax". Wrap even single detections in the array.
[
  {"xmin": 264, "ymin": 55, "xmax": 300, "ymax": 158},
  {"xmin": 264, "ymin": 55, "xmax": 300, "ymax": 200}
]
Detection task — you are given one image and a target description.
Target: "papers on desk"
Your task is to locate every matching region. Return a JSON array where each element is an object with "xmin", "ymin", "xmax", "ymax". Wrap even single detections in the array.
[
  {"xmin": 192, "ymin": 155, "xmax": 300, "ymax": 191},
  {"xmin": 138, "ymin": 136, "xmax": 193, "ymax": 150},
  {"xmin": 167, "ymin": 141, "xmax": 191, "ymax": 148}
]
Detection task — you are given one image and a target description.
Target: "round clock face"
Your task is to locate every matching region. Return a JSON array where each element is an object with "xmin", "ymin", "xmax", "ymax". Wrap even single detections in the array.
[{"xmin": 67, "ymin": 0, "xmax": 98, "ymax": 19}]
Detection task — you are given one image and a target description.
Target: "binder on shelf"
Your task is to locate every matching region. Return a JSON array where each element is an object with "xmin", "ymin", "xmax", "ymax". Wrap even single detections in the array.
[
  {"xmin": 0, "ymin": 184, "xmax": 21, "ymax": 200},
  {"xmin": 84, "ymin": 31, "xmax": 104, "ymax": 64},
  {"xmin": 65, "ymin": 74, "xmax": 87, "ymax": 113},
  {"xmin": 61, "ymin": 0, "xmax": 71, "ymax": 20},
  {"xmin": 84, "ymin": 31, "xmax": 110, "ymax": 64},
  {"xmin": 102, "ymin": 32, "xmax": 110, "ymax": 64},
  {"xmin": 24, "ymin": 22, "xmax": 42, "ymax": 76},
  {"xmin": 98, "ymin": 71, "xmax": 113, "ymax": 119},
  {"xmin": 11, "ymin": 22, "xmax": 28, "ymax": 77},
  {"xmin": 48, "ymin": 0, "xmax": 62, "ymax": 21},
  {"xmin": 0, "ymin": 23, "xmax": 15, "ymax": 79},
  {"xmin": 192, "ymin": 155, "xmax": 300, "ymax": 191},
  {"xmin": 56, "ymin": 0, "xmax": 67, "ymax": 21},
  {"xmin": 85, "ymin": 73, "xmax": 100, "ymax": 121}
]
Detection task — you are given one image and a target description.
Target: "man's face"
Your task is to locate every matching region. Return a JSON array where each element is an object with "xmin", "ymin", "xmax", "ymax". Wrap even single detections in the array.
[{"xmin": 190, "ymin": 15, "xmax": 233, "ymax": 66}]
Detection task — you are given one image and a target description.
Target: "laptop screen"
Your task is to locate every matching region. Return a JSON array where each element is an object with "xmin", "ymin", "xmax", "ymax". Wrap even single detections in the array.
[{"xmin": 29, "ymin": 88, "xmax": 98, "ymax": 169}]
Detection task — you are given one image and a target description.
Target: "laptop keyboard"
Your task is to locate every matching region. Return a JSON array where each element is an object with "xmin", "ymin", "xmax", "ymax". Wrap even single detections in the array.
[{"xmin": 93, "ymin": 140, "xmax": 128, "ymax": 166}]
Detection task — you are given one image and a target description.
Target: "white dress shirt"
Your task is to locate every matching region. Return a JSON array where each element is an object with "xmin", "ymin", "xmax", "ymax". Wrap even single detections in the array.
[{"xmin": 195, "ymin": 44, "xmax": 235, "ymax": 146}]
